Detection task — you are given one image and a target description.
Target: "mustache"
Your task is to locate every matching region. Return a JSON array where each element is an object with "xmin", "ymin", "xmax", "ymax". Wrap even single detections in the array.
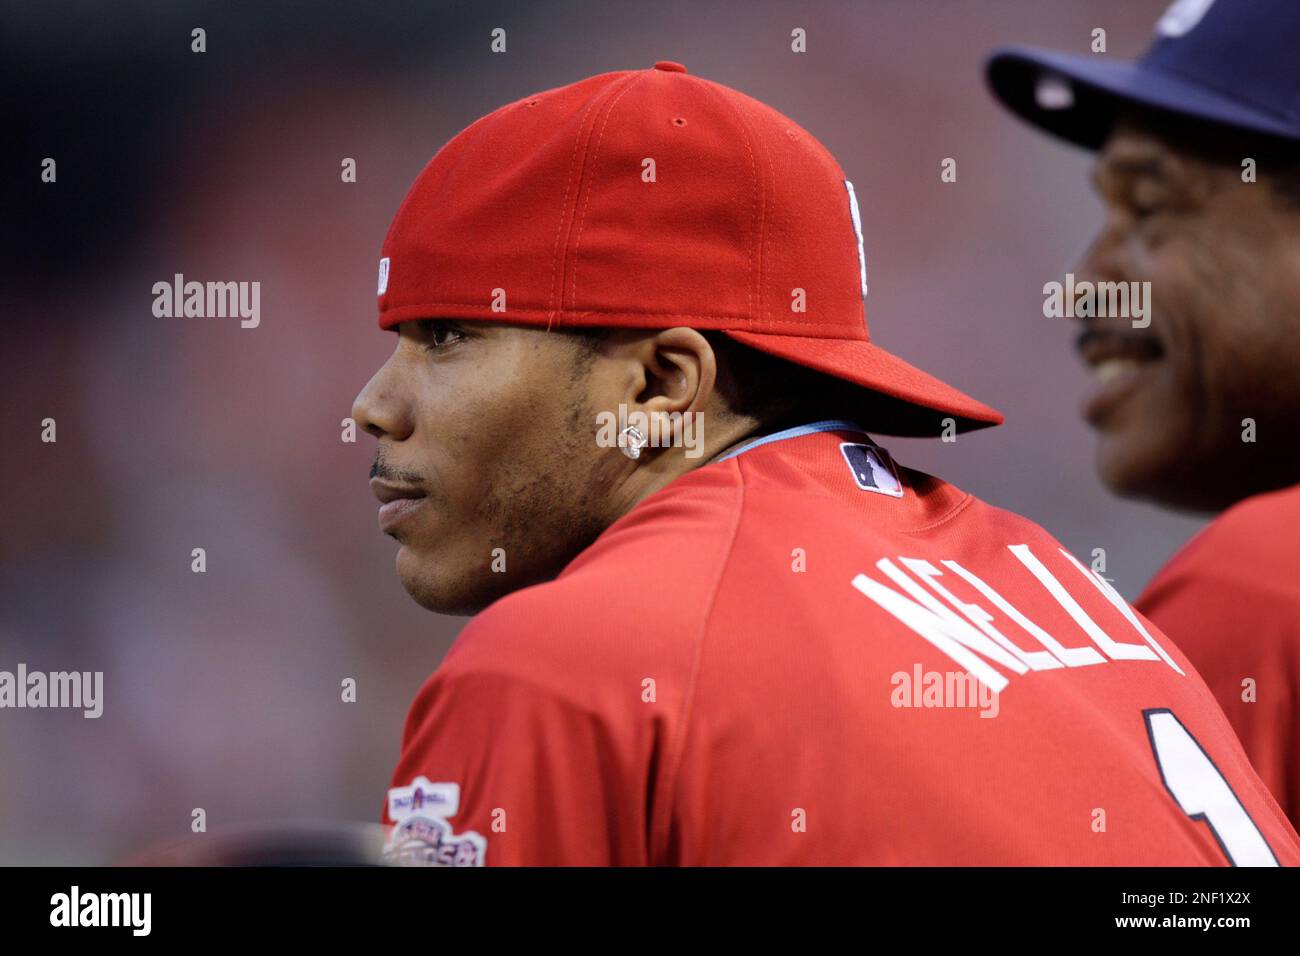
[
  {"xmin": 369, "ymin": 451, "xmax": 427, "ymax": 485},
  {"xmin": 1074, "ymin": 323, "xmax": 1164, "ymax": 357}
]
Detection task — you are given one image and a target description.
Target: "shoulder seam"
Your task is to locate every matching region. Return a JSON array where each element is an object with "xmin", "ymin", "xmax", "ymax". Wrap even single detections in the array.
[
  {"xmin": 898, "ymin": 491, "xmax": 977, "ymax": 535},
  {"xmin": 652, "ymin": 459, "xmax": 748, "ymax": 863}
]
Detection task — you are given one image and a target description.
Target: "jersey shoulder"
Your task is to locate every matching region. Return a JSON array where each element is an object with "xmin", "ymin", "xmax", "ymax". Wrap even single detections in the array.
[
  {"xmin": 1142, "ymin": 483, "xmax": 1300, "ymax": 603},
  {"xmin": 1191, "ymin": 483, "xmax": 1300, "ymax": 558}
]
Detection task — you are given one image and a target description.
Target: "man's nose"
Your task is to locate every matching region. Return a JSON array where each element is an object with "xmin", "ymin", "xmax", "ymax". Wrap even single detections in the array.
[
  {"xmin": 1073, "ymin": 215, "xmax": 1132, "ymax": 286},
  {"xmin": 351, "ymin": 360, "xmax": 412, "ymax": 441},
  {"xmin": 1067, "ymin": 221, "xmax": 1131, "ymax": 319}
]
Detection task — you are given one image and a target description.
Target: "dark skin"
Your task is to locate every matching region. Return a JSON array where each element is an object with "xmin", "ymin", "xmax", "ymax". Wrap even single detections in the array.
[
  {"xmin": 1073, "ymin": 111, "xmax": 1300, "ymax": 513},
  {"xmin": 351, "ymin": 320, "xmax": 767, "ymax": 615}
]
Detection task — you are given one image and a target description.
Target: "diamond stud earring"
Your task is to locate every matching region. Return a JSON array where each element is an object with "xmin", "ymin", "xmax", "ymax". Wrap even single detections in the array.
[{"xmin": 619, "ymin": 425, "xmax": 648, "ymax": 460}]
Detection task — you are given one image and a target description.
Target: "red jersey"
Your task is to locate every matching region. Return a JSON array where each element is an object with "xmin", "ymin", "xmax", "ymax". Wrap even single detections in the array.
[
  {"xmin": 1137, "ymin": 483, "xmax": 1300, "ymax": 829},
  {"xmin": 381, "ymin": 421, "xmax": 1299, "ymax": 865}
]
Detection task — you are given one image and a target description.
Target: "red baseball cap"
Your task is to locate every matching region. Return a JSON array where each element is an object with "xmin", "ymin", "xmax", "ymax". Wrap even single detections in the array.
[{"xmin": 377, "ymin": 61, "xmax": 1002, "ymax": 436}]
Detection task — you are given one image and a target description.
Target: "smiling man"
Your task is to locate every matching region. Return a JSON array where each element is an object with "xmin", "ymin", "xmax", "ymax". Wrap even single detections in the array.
[
  {"xmin": 988, "ymin": 0, "xmax": 1300, "ymax": 822},
  {"xmin": 353, "ymin": 61, "xmax": 1299, "ymax": 866},
  {"xmin": 1068, "ymin": 114, "xmax": 1300, "ymax": 511}
]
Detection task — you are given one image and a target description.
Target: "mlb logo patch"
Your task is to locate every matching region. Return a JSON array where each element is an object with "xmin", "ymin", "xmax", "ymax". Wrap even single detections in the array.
[
  {"xmin": 840, "ymin": 442, "xmax": 903, "ymax": 497},
  {"xmin": 377, "ymin": 257, "xmax": 390, "ymax": 295}
]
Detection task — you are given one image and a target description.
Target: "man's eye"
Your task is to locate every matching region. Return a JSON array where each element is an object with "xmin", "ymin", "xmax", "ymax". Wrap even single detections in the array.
[
  {"xmin": 1129, "ymin": 182, "xmax": 1168, "ymax": 220},
  {"xmin": 421, "ymin": 321, "xmax": 466, "ymax": 350},
  {"xmin": 1131, "ymin": 200, "xmax": 1162, "ymax": 220}
]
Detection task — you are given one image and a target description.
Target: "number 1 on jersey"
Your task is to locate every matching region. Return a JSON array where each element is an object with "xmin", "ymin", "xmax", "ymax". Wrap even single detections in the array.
[{"xmin": 1145, "ymin": 708, "xmax": 1279, "ymax": 866}]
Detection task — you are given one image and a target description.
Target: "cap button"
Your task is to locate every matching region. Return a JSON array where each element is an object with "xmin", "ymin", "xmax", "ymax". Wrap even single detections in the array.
[{"xmin": 653, "ymin": 61, "xmax": 688, "ymax": 73}]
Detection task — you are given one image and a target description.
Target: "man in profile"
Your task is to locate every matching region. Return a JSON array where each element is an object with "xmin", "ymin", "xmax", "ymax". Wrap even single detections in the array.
[
  {"xmin": 353, "ymin": 60, "xmax": 1298, "ymax": 864},
  {"xmin": 987, "ymin": 0, "xmax": 1300, "ymax": 822}
]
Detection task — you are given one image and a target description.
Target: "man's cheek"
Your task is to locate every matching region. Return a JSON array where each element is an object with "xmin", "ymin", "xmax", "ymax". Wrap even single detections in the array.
[
  {"xmin": 1121, "ymin": 375, "xmax": 1179, "ymax": 437},
  {"xmin": 1145, "ymin": 295, "xmax": 1203, "ymax": 403},
  {"xmin": 399, "ymin": 499, "xmax": 458, "ymax": 555}
]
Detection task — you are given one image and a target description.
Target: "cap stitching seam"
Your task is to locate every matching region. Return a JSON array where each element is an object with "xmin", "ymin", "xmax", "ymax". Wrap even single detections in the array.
[
  {"xmin": 695, "ymin": 80, "xmax": 759, "ymax": 326},
  {"xmin": 547, "ymin": 83, "xmax": 612, "ymax": 325},
  {"xmin": 752, "ymin": 110, "xmax": 774, "ymax": 326},
  {"xmin": 721, "ymin": 90, "xmax": 777, "ymax": 326},
  {"xmin": 569, "ymin": 71, "xmax": 650, "ymax": 311}
]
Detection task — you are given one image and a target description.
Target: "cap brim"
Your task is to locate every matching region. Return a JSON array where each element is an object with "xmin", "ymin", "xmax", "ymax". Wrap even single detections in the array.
[
  {"xmin": 723, "ymin": 330, "xmax": 1003, "ymax": 437},
  {"xmin": 986, "ymin": 47, "xmax": 1300, "ymax": 151}
]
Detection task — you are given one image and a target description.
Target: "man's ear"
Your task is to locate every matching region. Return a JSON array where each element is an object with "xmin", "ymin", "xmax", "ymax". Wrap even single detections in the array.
[{"xmin": 637, "ymin": 327, "xmax": 717, "ymax": 419}]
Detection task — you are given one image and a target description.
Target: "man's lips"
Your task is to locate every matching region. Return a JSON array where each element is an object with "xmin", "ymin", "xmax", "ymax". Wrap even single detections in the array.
[
  {"xmin": 1074, "ymin": 325, "xmax": 1166, "ymax": 424},
  {"xmin": 1075, "ymin": 325, "xmax": 1164, "ymax": 365},
  {"xmin": 370, "ymin": 478, "xmax": 428, "ymax": 533}
]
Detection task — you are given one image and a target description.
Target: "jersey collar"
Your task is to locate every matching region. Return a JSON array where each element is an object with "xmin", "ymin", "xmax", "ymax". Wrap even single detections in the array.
[{"xmin": 714, "ymin": 419, "xmax": 871, "ymax": 463}]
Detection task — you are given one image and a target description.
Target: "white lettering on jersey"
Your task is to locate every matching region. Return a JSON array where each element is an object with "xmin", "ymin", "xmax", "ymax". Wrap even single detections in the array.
[
  {"xmin": 940, "ymin": 559, "xmax": 1102, "ymax": 668},
  {"xmin": 851, "ymin": 569, "xmax": 1011, "ymax": 693},
  {"xmin": 852, "ymin": 542, "xmax": 1182, "ymax": 693},
  {"xmin": 1008, "ymin": 544, "xmax": 1159, "ymax": 663},
  {"xmin": 900, "ymin": 558, "xmax": 1063, "ymax": 671},
  {"xmin": 1058, "ymin": 548, "xmax": 1184, "ymax": 674}
]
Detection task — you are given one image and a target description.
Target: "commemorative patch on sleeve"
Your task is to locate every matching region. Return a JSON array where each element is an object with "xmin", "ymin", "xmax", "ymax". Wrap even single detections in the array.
[{"xmin": 383, "ymin": 776, "xmax": 487, "ymax": 867}]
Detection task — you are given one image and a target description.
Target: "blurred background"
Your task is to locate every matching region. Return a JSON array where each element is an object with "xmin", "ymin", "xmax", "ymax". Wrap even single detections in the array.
[{"xmin": 1, "ymin": 0, "xmax": 1198, "ymax": 864}]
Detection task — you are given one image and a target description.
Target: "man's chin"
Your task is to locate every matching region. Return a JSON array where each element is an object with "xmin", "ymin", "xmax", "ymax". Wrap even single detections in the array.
[
  {"xmin": 1094, "ymin": 429, "xmax": 1222, "ymax": 514},
  {"xmin": 403, "ymin": 585, "xmax": 480, "ymax": 616},
  {"xmin": 395, "ymin": 549, "xmax": 487, "ymax": 617}
]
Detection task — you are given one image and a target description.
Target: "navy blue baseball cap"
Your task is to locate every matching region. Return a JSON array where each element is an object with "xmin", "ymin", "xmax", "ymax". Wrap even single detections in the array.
[{"xmin": 986, "ymin": 0, "xmax": 1300, "ymax": 150}]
